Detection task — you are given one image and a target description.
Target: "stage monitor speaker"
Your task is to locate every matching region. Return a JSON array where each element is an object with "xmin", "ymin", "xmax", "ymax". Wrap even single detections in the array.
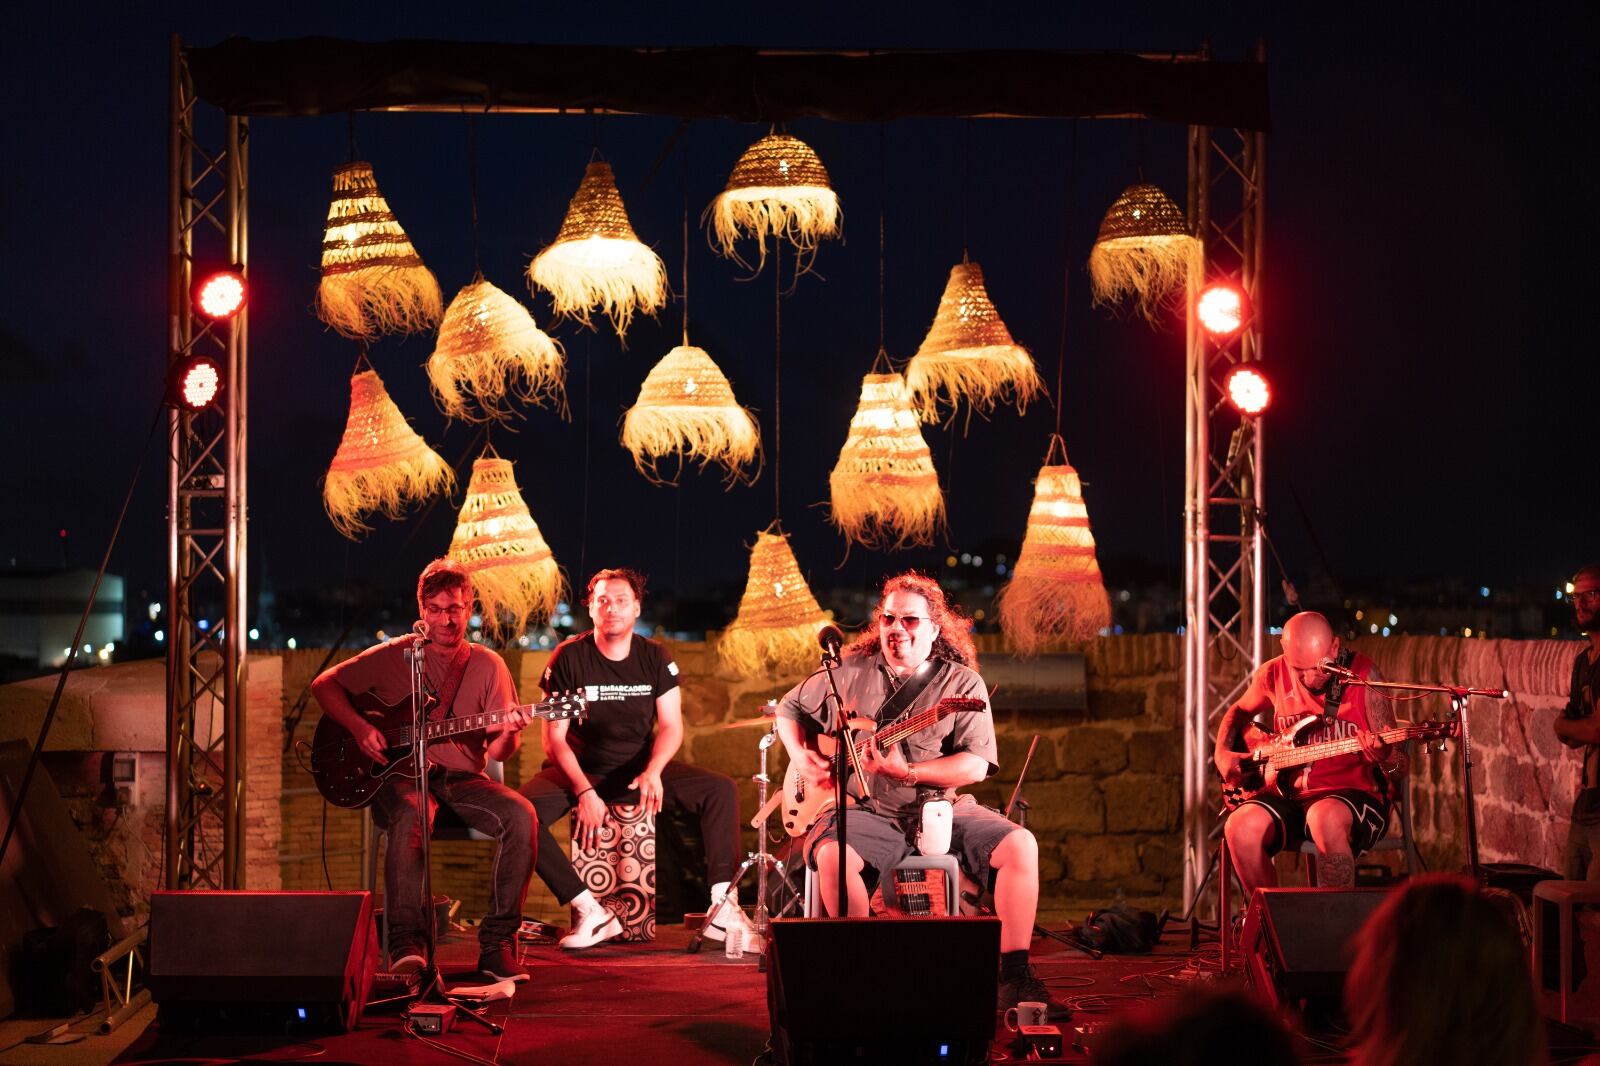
[
  {"xmin": 1240, "ymin": 887, "xmax": 1388, "ymax": 1008},
  {"xmin": 148, "ymin": 890, "xmax": 378, "ymax": 1034},
  {"xmin": 767, "ymin": 917, "xmax": 999, "ymax": 1066}
]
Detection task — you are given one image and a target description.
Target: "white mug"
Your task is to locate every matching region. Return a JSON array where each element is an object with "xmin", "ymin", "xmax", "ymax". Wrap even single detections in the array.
[
  {"xmin": 1005, "ymin": 1001, "xmax": 1049, "ymax": 1031},
  {"xmin": 918, "ymin": 799, "xmax": 953, "ymax": 856}
]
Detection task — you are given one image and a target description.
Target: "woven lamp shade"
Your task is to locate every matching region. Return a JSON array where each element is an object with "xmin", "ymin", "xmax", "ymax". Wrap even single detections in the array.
[
  {"xmin": 322, "ymin": 369, "xmax": 454, "ymax": 539},
  {"xmin": 316, "ymin": 161, "xmax": 443, "ymax": 340},
  {"xmin": 706, "ymin": 132, "xmax": 840, "ymax": 272},
  {"xmin": 528, "ymin": 161, "xmax": 666, "ymax": 342},
  {"xmin": 828, "ymin": 372, "xmax": 945, "ymax": 549},
  {"xmin": 447, "ymin": 456, "xmax": 564, "ymax": 640},
  {"xmin": 427, "ymin": 277, "xmax": 566, "ymax": 422},
  {"xmin": 621, "ymin": 344, "xmax": 761, "ymax": 485},
  {"xmin": 1087, "ymin": 183, "xmax": 1200, "ymax": 323},
  {"xmin": 905, "ymin": 261, "xmax": 1044, "ymax": 422},
  {"xmin": 996, "ymin": 451, "xmax": 1111, "ymax": 656},
  {"xmin": 717, "ymin": 530, "xmax": 833, "ymax": 678}
]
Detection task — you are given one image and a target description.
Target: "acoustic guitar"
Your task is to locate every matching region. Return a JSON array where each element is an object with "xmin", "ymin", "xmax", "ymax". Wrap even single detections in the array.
[
  {"xmin": 1220, "ymin": 715, "xmax": 1455, "ymax": 812},
  {"xmin": 309, "ymin": 689, "xmax": 586, "ymax": 809}
]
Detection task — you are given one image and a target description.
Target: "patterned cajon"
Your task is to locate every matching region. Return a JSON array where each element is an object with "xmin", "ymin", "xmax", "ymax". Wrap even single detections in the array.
[{"xmin": 569, "ymin": 801, "xmax": 656, "ymax": 942}]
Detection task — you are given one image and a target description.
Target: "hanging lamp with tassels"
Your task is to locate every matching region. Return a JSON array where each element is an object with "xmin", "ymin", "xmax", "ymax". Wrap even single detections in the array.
[
  {"xmin": 528, "ymin": 159, "xmax": 666, "ymax": 342},
  {"xmin": 705, "ymin": 131, "xmax": 840, "ymax": 274},
  {"xmin": 427, "ymin": 276, "xmax": 566, "ymax": 422},
  {"xmin": 621, "ymin": 341, "xmax": 761, "ymax": 486},
  {"xmin": 322, "ymin": 366, "xmax": 454, "ymax": 539},
  {"xmin": 828, "ymin": 368, "xmax": 945, "ymax": 549},
  {"xmin": 1087, "ymin": 182, "xmax": 1199, "ymax": 323},
  {"xmin": 447, "ymin": 454, "xmax": 564, "ymax": 641},
  {"xmin": 905, "ymin": 260, "xmax": 1044, "ymax": 423},
  {"xmin": 717, "ymin": 529, "xmax": 833, "ymax": 678},
  {"xmin": 316, "ymin": 161, "xmax": 443, "ymax": 340},
  {"xmin": 995, "ymin": 436, "xmax": 1111, "ymax": 656}
]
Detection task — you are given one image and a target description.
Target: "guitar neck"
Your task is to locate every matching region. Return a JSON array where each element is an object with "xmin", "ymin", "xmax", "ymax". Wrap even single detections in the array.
[
  {"xmin": 417, "ymin": 703, "xmax": 553, "ymax": 743},
  {"xmin": 1264, "ymin": 725, "xmax": 1416, "ymax": 771},
  {"xmin": 856, "ymin": 704, "xmax": 946, "ymax": 760}
]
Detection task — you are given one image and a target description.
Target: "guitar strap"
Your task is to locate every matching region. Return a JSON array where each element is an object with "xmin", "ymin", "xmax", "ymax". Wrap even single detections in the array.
[
  {"xmin": 1320, "ymin": 647, "xmax": 1356, "ymax": 725},
  {"xmin": 874, "ymin": 657, "xmax": 941, "ymax": 731},
  {"xmin": 429, "ymin": 641, "xmax": 474, "ymax": 723}
]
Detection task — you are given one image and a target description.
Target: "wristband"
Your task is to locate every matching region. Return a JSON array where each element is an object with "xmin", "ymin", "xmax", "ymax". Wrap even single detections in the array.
[
  {"xmin": 576, "ymin": 786, "xmax": 596, "ymax": 799},
  {"xmin": 904, "ymin": 763, "xmax": 918, "ymax": 787}
]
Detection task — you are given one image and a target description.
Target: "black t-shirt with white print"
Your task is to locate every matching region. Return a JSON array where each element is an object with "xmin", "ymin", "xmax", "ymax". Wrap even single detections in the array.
[{"xmin": 541, "ymin": 631, "xmax": 680, "ymax": 776}]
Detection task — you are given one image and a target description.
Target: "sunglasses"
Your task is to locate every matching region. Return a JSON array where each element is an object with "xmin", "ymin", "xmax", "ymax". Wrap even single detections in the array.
[{"xmin": 879, "ymin": 613, "xmax": 931, "ymax": 631}]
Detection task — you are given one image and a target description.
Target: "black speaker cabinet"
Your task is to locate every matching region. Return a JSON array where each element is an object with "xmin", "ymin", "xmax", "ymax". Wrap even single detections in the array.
[
  {"xmin": 767, "ymin": 917, "xmax": 1000, "ymax": 1066},
  {"xmin": 1240, "ymin": 887, "xmax": 1388, "ymax": 1008},
  {"xmin": 148, "ymin": 891, "xmax": 378, "ymax": 1033}
]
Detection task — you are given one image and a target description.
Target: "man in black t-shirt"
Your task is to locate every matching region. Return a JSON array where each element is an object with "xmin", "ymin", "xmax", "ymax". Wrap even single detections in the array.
[
  {"xmin": 520, "ymin": 568, "xmax": 743, "ymax": 949},
  {"xmin": 1554, "ymin": 563, "xmax": 1600, "ymax": 879}
]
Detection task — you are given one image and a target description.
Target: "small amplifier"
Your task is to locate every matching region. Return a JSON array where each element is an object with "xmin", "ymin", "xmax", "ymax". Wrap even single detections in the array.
[
  {"xmin": 1015, "ymin": 1024, "xmax": 1063, "ymax": 1058},
  {"xmin": 405, "ymin": 1003, "xmax": 456, "ymax": 1034}
]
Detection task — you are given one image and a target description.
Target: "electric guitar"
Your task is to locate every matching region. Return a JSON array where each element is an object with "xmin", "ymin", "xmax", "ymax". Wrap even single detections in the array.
[
  {"xmin": 779, "ymin": 696, "xmax": 987, "ymax": 836},
  {"xmin": 1220, "ymin": 716, "xmax": 1456, "ymax": 812},
  {"xmin": 309, "ymin": 689, "xmax": 586, "ymax": 809}
]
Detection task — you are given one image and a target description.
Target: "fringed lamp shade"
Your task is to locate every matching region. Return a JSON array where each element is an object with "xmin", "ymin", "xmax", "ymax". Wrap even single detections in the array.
[
  {"xmin": 905, "ymin": 261, "xmax": 1044, "ymax": 422},
  {"xmin": 528, "ymin": 161, "xmax": 667, "ymax": 342},
  {"xmin": 717, "ymin": 531, "xmax": 832, "ymax": 678},
  {"xmin": 996, "ymin": 451, "xmax": 1111, "ymax": 656},
  {"xmin": 447, "ymin": 456, "xmax": 564, "ymax": 640},
  {"xmin": 316, "ymin": 161, "xmax": 443, "ymax": 340},
  {"xmin": 707, "ymin": 132, "xmax": 840, "ymax": 272},
  {"xmin": 621, "ymin": 344, "xmax": 761, "ymax": 485},
  {"xmin": 1087, "ymin": 183, "xmax": 1200, "ymax": 323},
  {"xmin": 828, "ymin": 373, "xmax": 945, "ymax": 549},
  {"xmin": 323, "ymin": 369, "xmax": 454, "ymax": 539},
  {"xmin": 427, "ymin": 277, "xmax": 566, "ymax": 422}
]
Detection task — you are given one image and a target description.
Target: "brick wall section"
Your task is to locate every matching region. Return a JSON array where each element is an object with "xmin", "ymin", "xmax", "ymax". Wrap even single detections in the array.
[{"xmin": 245, "ymin": 654, "xmax": 283, "ymax": 890}]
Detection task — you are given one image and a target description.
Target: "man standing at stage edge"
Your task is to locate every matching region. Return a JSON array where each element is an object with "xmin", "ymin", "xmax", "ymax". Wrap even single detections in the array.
[
  {"xmin": 1215, "ymin": 610, "xmax": 1406, "ymax": 893},
  {"xmin": 311, "ymin": 558, "xmax": 537, "ymax": 981},
  {"xmin": 522, "ymin": 568, "xmax": 744, "ymax": 949},
  {"xmin": 774, "ymin": 570, "xmax": 1066, "ymax": 1020},
  {"xmin": 1553, "ymin": 565, "xmax": 1600, "ymax": 879}
]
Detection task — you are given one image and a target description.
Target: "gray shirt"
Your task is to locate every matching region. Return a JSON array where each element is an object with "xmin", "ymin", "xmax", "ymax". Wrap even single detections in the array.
[{"xmin": 777, "ymin": 651, "xmax": 997, "ymax": 818}]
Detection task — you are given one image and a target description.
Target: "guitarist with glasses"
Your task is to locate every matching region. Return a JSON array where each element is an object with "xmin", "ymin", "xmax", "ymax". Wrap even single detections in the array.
[
  {"xmin": 774, "ymin": 571, "xmax": 1067, "ymax": 1022},
  {"xmin": 1215, "ymin": 610, "xmax": 1406, "ymax": 895},
  {"xmin": 310, "ymin": 558, "xmax": 538, "ymax": 983}
]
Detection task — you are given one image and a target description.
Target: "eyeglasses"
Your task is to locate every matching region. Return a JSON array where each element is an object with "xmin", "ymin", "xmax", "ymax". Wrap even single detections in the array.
[
  {"xmin": 879, "ymin": 613, "xmax": 931, "ymax": 631},
  {"xmin": 1574, "ymin": 590, "xmax": 1600, "ymax": 606},
  {"xmin": 422, "ymin": 602, "xmax": 470, "ymax": 617}
]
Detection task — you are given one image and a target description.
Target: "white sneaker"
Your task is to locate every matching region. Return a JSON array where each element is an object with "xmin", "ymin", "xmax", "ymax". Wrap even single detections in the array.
[
  {"xmin": 704, "ymin": 896, "xmax": 753, "ymax": 943},
  {"xmin": 559, "ymin": 907, "xmax": 623, "ymax": 951}
]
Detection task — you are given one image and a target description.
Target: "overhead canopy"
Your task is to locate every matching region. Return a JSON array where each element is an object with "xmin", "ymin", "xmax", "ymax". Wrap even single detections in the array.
[{"xmin": 185, "ymin": 39, "xmax": 1269, "ymax": 130}]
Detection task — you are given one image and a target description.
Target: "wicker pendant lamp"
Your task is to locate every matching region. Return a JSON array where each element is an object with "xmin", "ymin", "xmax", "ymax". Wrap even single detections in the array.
[
  {"xmin": 427, "ymin": 276, "xmax": 566, "ymax": 422},
  {"xmin": 528, "ymin": 160, "xmax": 666, "ymax": 342},
  {"xmin": 621, "ymin": 341, "xmax": 761, "ymax": 485},
  {"xmin": 996, "ymin": 437, "xmax": 1111, "ymax": 655},
  {"xmin": 828, "ymin": 369, "xmax": 945, "ymax": 549},
  {"xmin": 706, "ymin": 131, "xmax": 840, "ymax": 274},
  {"xmin": 905, "ymin": 260, "xmax": 1043, "ymax": 423},
  {"xmin": 717, "ymin": 529, "xmax": 833, "ymax": 678},
  {"xmin": 322, "ymin": 366, "xmax": 454, "ymax": 539},
  {"xmin": 316, "ymin": 161, "xmax": 443, "ymax": 340},
  {"xmin": 447, "ymin": 454, "xmax": 564, "ymax": 640},
  {"xmin": 1087, "ymin": 182, "xmax": 1199, "ymax": 323}
]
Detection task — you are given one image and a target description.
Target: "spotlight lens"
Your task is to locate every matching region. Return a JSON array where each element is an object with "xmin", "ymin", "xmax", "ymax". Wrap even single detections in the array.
[
  {"xmin": 1197, "ymin": 283, "xmax": 1246, "ymax": 336},
  {"xmin": 196, "ymin": 271, "xmax": 246, "ymax": 319},
  {"xmin": 181, "ymin": 361, "xmax": 221, "ymax": 408},
  {"xmin": 1225, "ymin": 366, "xmax": 1270, "ymax": 416}
]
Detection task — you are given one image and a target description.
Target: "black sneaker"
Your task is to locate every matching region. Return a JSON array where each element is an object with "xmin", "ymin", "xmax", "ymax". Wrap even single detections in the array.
[
  {"xmin": 478, "ymin": 943, "xmax": 529, "ymax": 982},
  {"xmin": 996, "ymin": 964, "xmax": 1071, "ymax": 1022}
]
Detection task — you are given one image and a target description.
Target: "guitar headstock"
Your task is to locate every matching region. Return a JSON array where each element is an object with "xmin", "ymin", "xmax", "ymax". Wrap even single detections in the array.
[
  {"xmin": 1410, "ymin": 719, "xmax": 1459, "ymax": 742},
  {"xmin": 540, "ymin": 692, "xmax": 588, "ymax": 720},
  {"xmin": 934, "ymin": 696, "xmax": 988, "ymax": 717}
]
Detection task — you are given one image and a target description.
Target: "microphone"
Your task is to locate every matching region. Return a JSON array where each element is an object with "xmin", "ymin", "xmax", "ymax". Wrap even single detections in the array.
[
  {"xmin": 412, "ymin": 619, "xmax": 431, "ymax": 646},
  {"xmin": 1318, "ymin": 657, "xmax": 1358, "ymax": 679},
  {"xmin": 818, "ymin": 623, "xmax": 845, "ymax": 662}
]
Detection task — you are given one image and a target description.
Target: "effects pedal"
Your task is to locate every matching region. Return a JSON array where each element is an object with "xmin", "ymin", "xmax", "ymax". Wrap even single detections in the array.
[
  {"xmin": 405, "ymin": 1003, "xmax": 456, "ymax": 1035},
  {"xmin": 1015, "ymin": 1023, "xmax": 1063, "ymax": 1059}
]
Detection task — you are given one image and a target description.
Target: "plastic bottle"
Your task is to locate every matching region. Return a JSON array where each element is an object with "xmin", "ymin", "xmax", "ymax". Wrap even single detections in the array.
[{"xmin": 724, "ymin": 924, "xmax": 744, "ymax": 960}]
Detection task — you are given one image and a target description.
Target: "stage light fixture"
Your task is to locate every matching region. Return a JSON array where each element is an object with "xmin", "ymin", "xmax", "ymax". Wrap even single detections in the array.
[
  {"xmin": 167, "ymin": 353, "xmax": 224, "ymax": 411},
  {"xmin": 1223, "ymin": 364, "xmax": 1270, "ymax": 417},
  {"xmin": 1197, "ymin": 281, "xmax": 1249, "ymax": 338},
  {"xmin": 194, "ymin": 268, "xmax": 247, "ymax": 320}
]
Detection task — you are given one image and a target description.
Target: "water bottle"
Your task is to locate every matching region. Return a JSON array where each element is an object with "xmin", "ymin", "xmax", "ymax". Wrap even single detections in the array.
[{"xmin": 724, "ymin": 924, "xmax": 744, "ymax": 960}]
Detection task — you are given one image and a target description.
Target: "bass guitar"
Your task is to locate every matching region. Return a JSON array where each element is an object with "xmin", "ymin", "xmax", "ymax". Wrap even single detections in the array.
[
  {"xmin": 779, "ymin": 696, "xmax": 987, "ymax": 836},
  {"xmin": 309, "ymin": 689, "xmax": 586, "ymax": 809},
  {"xmin": 1220, "ymin": 716, "xmax": 1456, "ymax": 812}
]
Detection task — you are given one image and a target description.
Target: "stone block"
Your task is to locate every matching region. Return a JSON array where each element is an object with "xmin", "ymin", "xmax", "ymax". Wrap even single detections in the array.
[
  {"xmin": 1063, "ymin": 835, "xmax": 1140, "ymax": 881},
  {"xmin": 1102, "ymin": 774, "xmax": 1181, "ymax": 833},
  {"xmin": 996, "ymin": 730, "xmax": 1060, "ymax": 781},
  {"xmin": 1059, "ymin": 727, "xmax": 1128, "ymax": 776},
  {"xmin": 1023, "ymin": 778, "xmax": 1105, "ymax": 834},
  {"xmin": 1084, "ymin": 685, "xmax": 1147, "ymax": 720},
  {"xmin": 1037, "ymin": 842, "xmax": 1067, "ymax": 885},
  {"xmin": 1530, "ymin": 712, "xmax": 1565, "ymax": 761},
  {"xmin": 1138, "ymin": 836, "xmax": 1184, "ymax": 879},
  {"xmin": 678, "ymin": 676, "xmax": 731, "ymax": 727},
  {"xmin": 1081, "ymin": 634, "xmax": 1180, "ymax": 679},
  {"xmin": 1127, "ymin": 730, "xmax": 1183, "ymax": 775},
  {"xmin": 1153, "ymin": 680, "xmax": 1182, "ymax": 727},
  {"xmin": 683, "ymin": 727, "xmax": 767, "ymax": 781}
]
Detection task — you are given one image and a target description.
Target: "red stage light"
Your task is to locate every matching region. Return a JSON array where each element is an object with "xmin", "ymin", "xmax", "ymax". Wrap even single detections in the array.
[
  {"xmin": 194, "ymin": 269, "xmax": 246, "ymax": 320},
  {"xmin": 167, "ymin": 353, "xmax": 224, "ymax": 411},
  {"xmin": 1224, "ymin": 365, "xmax": 1270, "ymax": 416},
  {"xmin": 1197, "ymin": 282, "xmax": 1248, "ymax": 337}
]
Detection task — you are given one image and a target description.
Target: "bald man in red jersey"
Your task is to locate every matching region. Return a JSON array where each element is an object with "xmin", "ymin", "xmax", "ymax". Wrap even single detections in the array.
[{"xmin": 1215, "ymin": 612, "xmax": 1407, "ymax": 892}]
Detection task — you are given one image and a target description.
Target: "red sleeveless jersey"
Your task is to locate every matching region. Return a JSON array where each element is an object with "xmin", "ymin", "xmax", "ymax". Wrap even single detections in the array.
[{"xmin": 1256, "ymin": 652, "xmax": 1385, "ymax": 800}]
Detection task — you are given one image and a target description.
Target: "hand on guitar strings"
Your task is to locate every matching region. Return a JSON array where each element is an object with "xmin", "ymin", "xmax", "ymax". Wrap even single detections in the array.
[
  {"xmin": 355, "ymin": 721, "xmax": 389, "ymax": 764},
  {"xmin": 489, "ymin": 706, "xmax": 533, "ymax": 737},
  {"xmin": 1355, "ymin": 731, "xmax": 1391, "ymax": 764},
  {"xmin": 628, "ymin": 768, "xmax": 665, "ymax": 815},
  {"xmin": 860, "ymin": 736, "xmax": 911, "ymax": 782},
  {"xmin": 795, "ymin": 749, "xmax": 832, "ymax": 790}
]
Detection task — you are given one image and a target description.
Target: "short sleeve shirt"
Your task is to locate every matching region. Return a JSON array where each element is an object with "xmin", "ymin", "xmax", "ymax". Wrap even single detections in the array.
[
  {"xmin": 776, "ymin": 651, "xmax": 997, "ymax": 818},
  {"xmin": 328, "ymin": 638, "xmax": 517, "ymax": 774},
  {"xmin": 1564, "ymin": 647, "xmax": 1600, "ymax": 809},
  {"xmin": 541, "ymin": 632, "xmax": 680, "ymax": 775}
]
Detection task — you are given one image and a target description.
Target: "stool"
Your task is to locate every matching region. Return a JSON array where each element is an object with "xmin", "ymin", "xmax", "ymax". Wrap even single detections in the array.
[
  {"xmin": 570, "ymin": 801, "xmax": 656, "ymax": 942},
  {"xmin": 802, "ymin": 854, "xmax": 971, "ymax": 917},
  {"xmin": 1533, "ymin": 879, "xmax": 1600, "ymax": 1023}
]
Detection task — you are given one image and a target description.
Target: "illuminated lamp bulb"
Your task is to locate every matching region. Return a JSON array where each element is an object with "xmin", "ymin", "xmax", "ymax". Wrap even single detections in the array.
[
  {"xmin": 194, "ymin": 269, "xmax": 247, "ymax": 320},
  {"xmin": 1196, "ymin": 282, "xmax": 1249, "ymax": 337},
  {"xmin": 1223, "ymin": 365, "xmax": 1271, "ymax": 417},
  {"xmin": 166, "ymin": 353, "xmax": 224, "ymax": 411}
]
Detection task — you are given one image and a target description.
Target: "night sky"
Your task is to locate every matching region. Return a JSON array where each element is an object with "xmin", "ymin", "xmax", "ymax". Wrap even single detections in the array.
[{"xmin": 4, "ymin": 4, "xmax": 1595, "ymax": 633}]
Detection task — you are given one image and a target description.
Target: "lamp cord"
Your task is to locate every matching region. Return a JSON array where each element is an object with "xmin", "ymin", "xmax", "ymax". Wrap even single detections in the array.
[
  {"xmin": 1054, "ymin": 120, "xmax": 1079, "ymax": 440},
  {"xmin": 772, "ymin": 244, "xmax": 782, "ymax": 524},
  {"xmin": 878, "ymin": 123, "xmax": 887, "ymax": 359},
  {"xmin": 466, "ymin": 115, "xmax": 482, "ymax": 276}
]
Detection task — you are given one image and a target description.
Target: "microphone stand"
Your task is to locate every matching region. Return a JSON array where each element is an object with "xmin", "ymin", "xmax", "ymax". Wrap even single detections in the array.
[{"xmin": 818, "ymin": 643, "xmax": 869, "ymax": 917}]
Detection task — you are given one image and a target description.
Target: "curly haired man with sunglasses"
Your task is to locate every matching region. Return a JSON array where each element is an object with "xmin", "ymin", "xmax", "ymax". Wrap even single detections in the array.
[{"xmin": 1554, "ymin": 564, "xmax": 1600, "ymax": 879}]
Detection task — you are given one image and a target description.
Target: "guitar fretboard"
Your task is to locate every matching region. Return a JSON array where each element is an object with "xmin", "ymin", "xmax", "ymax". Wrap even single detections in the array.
[
  {"xmin": 1260, "ymin": 725, "xmax": 1423, "ymax": 771},
  {"xmin": 852, "ymin": 699, "xmax": 983, "ymax": 762},
  {"xmin": 389, "ymin": 702, "xmax": 578, "ymax": 745}
]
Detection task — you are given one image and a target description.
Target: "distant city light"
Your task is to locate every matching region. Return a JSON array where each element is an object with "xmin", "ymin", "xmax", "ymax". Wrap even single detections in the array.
[
  {"xmin": 946, "ymin": 555, "xmax": 958, "ymax": 567},
  {"xmin": 1381, "ymin": 626, "xmax": 1391, "ymax": 637},
  {"xmin": 1463, "ymin": 628, "xmax": 1473, "ymax": 637},
  {"xmin": 286, "ymin": 637, "xmax": 297, "ymax": 649},
  {"xmin": 1355, "ymin": 610, "xmax": 1364, "ymax": 621},
  {"xmin": 1388, "ymin": 614, "xmax": 1398, "ymax": 626},
  {"xmin": 248, "ymin": 628, "xmax": 260, "ymax": 641},
  {"xmin": 470, "ymin": 614, "xmax": 483, "ymax": 628},
  {"xmin": 1557, "ymin": 589, "xmax": 1565, "ymax": 601},
  {"xmin": 148, "ymin": 603, "xmax": 161, "ymax": 621},
  {"xmin": 973, "ymin": 608, "xmax": 986, "ymax": 620},
  {"xmin": 960, "ymin": 553, "xmax": 972, "ymax": 564},
  {"xmin": 1479, "ymin": 586, "xmax": 1491, "ymax": 598},
  {"xmin": 154, "ymin": 630, "xmax": 165, "ymax": 643},
  {"xmin": 1568, "ymin": 581, "xmax": 1578, "ymax": 595},
  {"xmin": 539, "ymin": 634, "xmax": 551, "ymax": 647},
  {"xmin": 1119, "ymin": 589, "xmax": 1131, "ymax": 603},
  {"xmin": 972, "ymin": 555, "xmax": 983, "ymax": 566},
  {"xmin": 1369, "ymin": 624, "xmax": 1378, "ymax": 634},
  {"xmin": 995, "ymin": 564, "xmax": 1007, "ymax": 576},
  {"xmin": 197, "ymin": 619, "xmax": 210, "ymax": 631}
]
